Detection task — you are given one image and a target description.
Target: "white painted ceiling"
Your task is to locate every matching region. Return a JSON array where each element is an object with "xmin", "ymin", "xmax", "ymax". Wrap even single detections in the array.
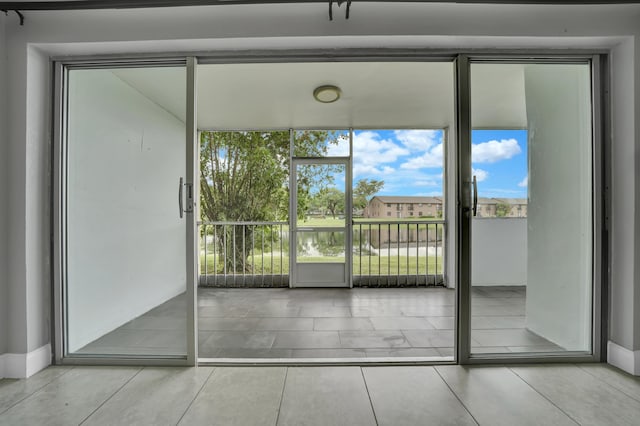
[
  {"xmin": 197, "ymin": 62, "xmax": 456, "ymax": 129},
  {"xmin": 113, "ymin": 61, "xmax": 527, "ymax": 130}
]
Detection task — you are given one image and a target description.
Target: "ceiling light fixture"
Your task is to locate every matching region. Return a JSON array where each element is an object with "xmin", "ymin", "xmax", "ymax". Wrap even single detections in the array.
[{"xmin": 313, "ymin": 85, "xmax": 342, "ymax": 103}]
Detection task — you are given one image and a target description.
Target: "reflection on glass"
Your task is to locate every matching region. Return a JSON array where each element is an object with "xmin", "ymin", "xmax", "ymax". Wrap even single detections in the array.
[
  {"xmin": 293, "ymin": 129, "xmax": 349, "ymax": 157},
  {"xmin": 66, "ymin": 66, "xmax": 187, "ymax": 357},
  {"xmin": 297, "ymin": 231, "xmax": 346, "ymax": 262},
  {"xmin": 297, "ymin": 164, "xmax": 347, "ymax": 227},
  {"xmin": 470, "ymin": 63, "xmax": 592, "ymax": 355}
]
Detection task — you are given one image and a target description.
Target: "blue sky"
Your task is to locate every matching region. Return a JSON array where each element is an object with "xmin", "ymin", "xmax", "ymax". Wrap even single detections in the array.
[{"xmin": 327, "ymin": 129, "xmax": 528, "ymax": 199}]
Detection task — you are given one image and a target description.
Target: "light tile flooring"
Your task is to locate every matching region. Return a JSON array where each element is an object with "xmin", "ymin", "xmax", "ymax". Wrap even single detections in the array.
[
  {"xmin": 1, "ymin": 363, "xmax": 640, "ymax": 425},
  {"xmin": 79, "ymin": 286, "xmax": 562, "ymax": 359}
]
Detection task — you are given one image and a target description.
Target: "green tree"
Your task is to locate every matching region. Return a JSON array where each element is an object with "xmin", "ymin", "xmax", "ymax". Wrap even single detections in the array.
[
  {"xmin": 200, "ymin": 130, "xmax": 335, "ymax": 272},
  {"xmin": 312, "ymin": 187, "xmax": 345, "ymax": 218},
  {"xmin": 353, "ymin": 178, "xmax": 385, "ymax": 211},
  {"xmin": 495, "ymin": 203, "xmax": 511, "ymax": 217}
]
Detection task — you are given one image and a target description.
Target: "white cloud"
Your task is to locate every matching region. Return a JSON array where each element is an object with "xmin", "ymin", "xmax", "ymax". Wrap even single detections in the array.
[
  {"xmin": 399, "ymin": 142, "xmax": 444, "ymax": 170},
  {"xmin": 518, "ymin": 174, "xmax": 528, "ymax": 187},
  {"xmin": 472, "ymin": 168, "xmax": 489, "ymax": 182},
  {"xmin": 413, "ymin": 191, "xmax": 444, "ymax": 197},
  {"xmin": 484, "ymin": 188, "xmax": 525, "ymax": 195},
  {"xmin": 325, "ymin": 137, "xmax": 350, "ymax": 157},
  {"xmin": 472, "ymin": 139, "xmax": 521, "ymax": 163},
  {"xmin": 414, "ymin": 179, "xmax": 439, "ymax": 187},
  {"xmin": 394, "ymin": 130, "xmax": 442, "ymax": 152},
  {"xmin": 353, "ymin": 164, "xmax": 396, "ymax": 177},
  {"xmin": 324, "ymin": 130, "xmax": 448, "ymax": 195},
  {"xmin": 350, "ymin": 131, "xmax": 410, "ymax": 179},
  {"xmin": 375, "ymin": 170, "xmax": 443, "ymax": 195}
]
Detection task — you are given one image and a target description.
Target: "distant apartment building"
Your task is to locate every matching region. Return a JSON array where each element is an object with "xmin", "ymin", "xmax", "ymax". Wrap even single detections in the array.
[
  {"xmin": 364, "ymin": 196, "xmax": 443, "ymax": 218},
  {"xmin": 475, "ymin": 197, "xmax": 498, "ymax": 217},
  {"xmin": 497, "ymin": 198, "xmax": 528, "ymax": 217},
  {"xmin": 476, "ymin": 198, "xmax": 528, "ymax": 218},
  {"xmin": 365, "ymin": 196, "xmax": 527, "ymax": 218}
]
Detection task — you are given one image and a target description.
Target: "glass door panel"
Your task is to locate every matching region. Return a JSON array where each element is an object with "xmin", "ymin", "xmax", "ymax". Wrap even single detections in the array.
[
  {"xmin": 64, "ymin": 65, "xmax": 189, "ymax": 357},
  {"xmin": 469, "ymin": 62, "xmax": 593, "ymax": 355},
  {"xmin": 296, "ymin": 231, "xmax": 346, "ymax": 263},
  {"xmin": 292, "ymin": 160, "xmax": 350, "ymax": 287}
]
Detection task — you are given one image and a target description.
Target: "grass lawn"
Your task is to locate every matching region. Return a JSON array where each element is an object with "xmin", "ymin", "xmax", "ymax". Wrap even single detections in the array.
[
  {"xmin": 298, "ymin": 217, "xmax": 345, "ymax": 227},
  {"xmin": 199, "ymin": 217, "xmax": 445, "ymax": 276},
  {"xmin": 199, "ymin": 252, "xmax": 443, "ymax": 276}
]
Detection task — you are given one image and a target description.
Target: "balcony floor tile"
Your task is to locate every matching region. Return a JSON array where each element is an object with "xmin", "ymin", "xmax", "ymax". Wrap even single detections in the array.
[{"xmin": 75, "ymin": 286, "xmax": 568, "ymax": 360}]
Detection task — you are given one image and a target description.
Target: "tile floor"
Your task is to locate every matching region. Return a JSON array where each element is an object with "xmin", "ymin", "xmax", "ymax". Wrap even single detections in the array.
[
  {"xmin": 78, "ymin": 286, "xmax": 562, "ymax": 359},
  {"xmin": 1, "ymin": 363, "xmax": 639, "ymax": 425}
]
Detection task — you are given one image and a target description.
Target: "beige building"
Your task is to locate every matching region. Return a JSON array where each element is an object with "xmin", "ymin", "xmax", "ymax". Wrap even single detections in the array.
[
  {"xmin": 476, "ymin": 197, "xmax": 498, "ymax": 217},
  {"xmin": 366, "ymin": 196, "xmax": 528, "ymax": 218},
  {"xmin": 476, "ymin": 198, "xmax": 528, "ymax": 217},
  {"xmin": 495, "ymin": 198, "xmax": 528, "ymax": 217},
  {"xmin": 365, "ymin": 196, "xmax": 443, "ymax": 219}
]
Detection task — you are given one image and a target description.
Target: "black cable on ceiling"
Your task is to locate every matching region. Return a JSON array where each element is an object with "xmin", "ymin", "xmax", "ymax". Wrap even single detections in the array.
[{"xmin": 1, "ymin": 9, "xmax": 24, "ymax": 25}]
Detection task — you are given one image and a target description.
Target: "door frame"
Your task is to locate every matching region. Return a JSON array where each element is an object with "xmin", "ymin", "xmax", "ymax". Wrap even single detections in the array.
[
  {"xmin": 51, "ymin": 50, "xmax": 606, "ymax": 366},
  {"xmin": 455, "ymin": 54, "xmax": 606, "ymax": 364},
  {"xmin": 289, "ymin": 155, "xmax": 353, "ymax": 288},
  {"xmin": 52, "ymin": 57, "xmax": 199, "ymax": 366}
]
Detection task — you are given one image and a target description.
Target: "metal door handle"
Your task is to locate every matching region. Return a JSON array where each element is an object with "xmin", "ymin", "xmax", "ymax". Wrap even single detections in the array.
[
  {"xmin": 472, "ymin": 175, "xmax": 478, "ymax": 217},
  {"xmin": 178, "ymin": 177, "xmax": 184, "ymax": 218}
]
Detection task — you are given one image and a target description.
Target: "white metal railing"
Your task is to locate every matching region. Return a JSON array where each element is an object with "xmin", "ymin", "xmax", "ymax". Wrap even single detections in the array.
[
  {"xmin": 198, "ymin": 220, "xmax": 446, "ymax": 287},
  {"xmin": 352, "ymin": 220, "xmax": 445, "ymax": 286},
  {"xmin": 199, "ymin": 221, "xmax": 289, "ymax": 287}
]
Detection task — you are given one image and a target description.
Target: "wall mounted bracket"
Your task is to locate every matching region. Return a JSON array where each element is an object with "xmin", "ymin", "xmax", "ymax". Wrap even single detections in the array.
[{"xmin": 329, "ymin": 0, "xmax": 352, "ymax": 20}]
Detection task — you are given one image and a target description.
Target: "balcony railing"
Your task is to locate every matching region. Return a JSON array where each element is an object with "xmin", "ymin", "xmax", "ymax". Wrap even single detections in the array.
[
  {"xmin": 198, "ymin": 220, "xmax": 446, "ymax": 287},
  {"xmin": 199, "ymin": 221, "xmax": 289, "ymax": 287},
  {"xmin": 352, "ymin": 220, "xmax": 445, "ymax": 286}
]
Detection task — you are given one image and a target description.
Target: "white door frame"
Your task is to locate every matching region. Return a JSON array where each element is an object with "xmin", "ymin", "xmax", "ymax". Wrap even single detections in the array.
[
  {"xmin": 52, "ymin": 57, "xmax": 198, "ymax": 366},
  {"xmin": 289, "ymin": 154, "xmax": 353, "ymax": 288}
]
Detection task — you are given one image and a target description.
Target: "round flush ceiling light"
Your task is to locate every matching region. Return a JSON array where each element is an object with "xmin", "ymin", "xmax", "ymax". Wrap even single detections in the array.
[{"xmin": 313, "ymin": 85, "xmax": 342, "ymax": 103}]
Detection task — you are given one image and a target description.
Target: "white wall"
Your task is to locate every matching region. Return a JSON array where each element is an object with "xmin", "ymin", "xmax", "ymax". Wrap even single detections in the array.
[
  {"xmin": 472, "ymin": 218, "xmax": 527, "ymax": 287},
  {"xmin": 525, "ymin": 65, "xmax": 592, "ymax": 351},
  {"xmin": 608, "ymin": 39, "xmax": 640, "ymax": 372},
  {"xmin": 609, "ymin": 39, "xmax": 639, "ymax": 353},
  {"xmin": 635, "ymin": 46, "xmax": 640, "ymax": 357},
  {"xmin": 66, "ymin": 69, "xmax": 186, "ymax": 352},
  {"xmin": 0, "ymin": 13, "xmax": 8, "ymax": 357},
  {"xmin": 2, "ymin": 2, "xmax": 640, "ymax": 374},
  {"xmin": 25, "ymin": 47, "xmax": 51, "ymax": 355}
]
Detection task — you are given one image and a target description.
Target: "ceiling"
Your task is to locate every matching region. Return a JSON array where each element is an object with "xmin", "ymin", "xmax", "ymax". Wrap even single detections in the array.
[
  {"xmin": 113, "ymin": 61, "xmax": 526, "ymax": 130},
  {"xmin": 196, "ymin": 62, "xmax": 457, "ymax": 130},
  {"xmin": 3, "ymin": 1, "xmax": 638, "ymax": 11}
]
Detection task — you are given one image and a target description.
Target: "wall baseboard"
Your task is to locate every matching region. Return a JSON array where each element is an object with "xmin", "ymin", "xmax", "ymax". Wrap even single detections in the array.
[
  {"xmin": 608, "ymin": 340, "xmax": 640, "ymax": 376},
  {"xmin": 0, "ymin": 343, "xmax": 52, "ymax": 379}
]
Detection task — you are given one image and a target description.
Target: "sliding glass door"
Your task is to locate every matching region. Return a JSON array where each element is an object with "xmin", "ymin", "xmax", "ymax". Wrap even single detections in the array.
[
  {"xmin": 59, "ymin": 61, "xmax": 196, "ymax": 361},
  {"xmin": 55, "ymin": 53, "xmax": 601, "ymax": 365},
  {"xmin": 460, "ymin": 59, "xmax": 597, "ymax": 359}
]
